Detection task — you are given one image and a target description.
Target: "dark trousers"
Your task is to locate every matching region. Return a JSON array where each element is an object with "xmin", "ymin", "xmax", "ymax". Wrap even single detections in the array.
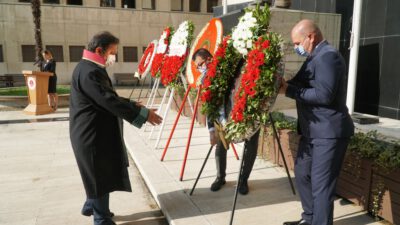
[
  {"xmin": 82, "ymin": 193, "xmax": 115, "ymax": 225},
  {"xmin": 215, "ymin": 130, "xmax": 260, "ymax": 181},
  {"xmin": 295, "ymin": 137, "xmax": 349, "ymax": 225}
]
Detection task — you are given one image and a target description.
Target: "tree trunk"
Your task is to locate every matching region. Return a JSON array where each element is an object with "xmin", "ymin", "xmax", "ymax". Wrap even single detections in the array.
[{"xmin": 31, "ymin": 0, "xmax": 43, "ymax": 71}]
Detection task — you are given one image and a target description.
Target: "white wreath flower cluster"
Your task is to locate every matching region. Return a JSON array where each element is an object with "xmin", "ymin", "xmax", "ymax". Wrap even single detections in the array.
[
  {"xmin": 156, "ymin": 30, "xmax": 169, "ymax": 54},
  {"xmin": 168, "ymin": 21, "xmax": 191, "ymax": 57},
  {"xmin": 232, "ymin": 12, "xmax": 258, "ymax": 56}
]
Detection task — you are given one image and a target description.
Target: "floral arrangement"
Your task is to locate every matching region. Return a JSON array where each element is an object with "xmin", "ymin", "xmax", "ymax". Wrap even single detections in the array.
[
  {"xmin": 231, "ymin": 4, "xmax": 271, "ymax": 56},
  {"xmin": 160, "ymin": 21, "xmax": 194, "ymax": 87},
  {"xmin": 224, "ymin": 5, "xmax": 284, "ymax": 142},
  {"xmin": 225, "ymin": 32, "xmax": 283, "ymax": 142},
  {"xmin": 151, "ymin": 26, "xmax": 174, "ymax": 78},
  {"xmin": 138, "ymin": 40, "xmax": 157, "ymax": 78},
  {"xmin": 200, "ymin": 36, "xmax": 242, "ymax": 122}
]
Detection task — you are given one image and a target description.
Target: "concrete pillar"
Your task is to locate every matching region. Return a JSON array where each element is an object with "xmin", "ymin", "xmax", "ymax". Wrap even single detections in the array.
[
  {"xmin": 116, "ymin": 0, "xmax": 121, "ymax": 8},
  {"xmin": 84, "ymin": 0, "xmax": 98, "ymax": 7},
  {"xmin": 157, "ymin": 0, "xmax": 170, "ymax": 11},
  {"xmin": 183, "ymin": 0, "xmax": 190, "ymax": 12},
  {"xmin": 59, "ymin": 0, "xmax": 67, "ymax": 5},
  {"xmin": 136, "ymin": 0, "xmax": 142, "ymax": 9},
  {"xmin": 201, "ymin": 0, "xmax": 207, "ymax": 13}
]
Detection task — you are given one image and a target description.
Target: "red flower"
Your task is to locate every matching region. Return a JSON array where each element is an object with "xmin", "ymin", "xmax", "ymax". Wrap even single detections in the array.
[
  {"xmin": 262, "ymin": 40, "xmax": 270, "ymax": 49},
  {"xmin": 160, "ymin": 55, "xmax": 186, "ymax": 86},
  {"xmin": 138, "ymin": 43, "xmax": 155, "ymax": 75},
  {"xmin": 151, "ymin": 53, "xmax": 164, "ymax": 77},
  {"xmin": 201, "ymin": 90, "xmax": 212, "ymax": 102}
]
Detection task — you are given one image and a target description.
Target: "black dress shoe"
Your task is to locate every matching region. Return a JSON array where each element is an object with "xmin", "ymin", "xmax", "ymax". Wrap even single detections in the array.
[
  {"xmin": 210, "ymin": 177, "xmax": 226, "ymax": 192},
  {"xmin": 283, "ymin": 219, "xmax": 310, "ymax": 225},
  {"xmin": 81, "ymin": 208, "xmax": 114, "ymax": 217},
  {"xmin": 238, "ymin": 180, "xmax": 249, "ymax": 195}
]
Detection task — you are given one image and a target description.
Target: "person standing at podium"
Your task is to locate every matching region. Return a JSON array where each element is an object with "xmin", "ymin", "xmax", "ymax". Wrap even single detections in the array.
[
  {"xmin": 42, "ymin": 50, "xmax": 58, "ymax": 111},
  {"xmin": 69, "ymin": 31, "xmax": 163, "ymax": 225}
]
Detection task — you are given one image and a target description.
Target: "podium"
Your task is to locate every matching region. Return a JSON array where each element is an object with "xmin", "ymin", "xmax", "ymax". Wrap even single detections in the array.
[{"xmin": 23, "ymin": 70, "xmax": 54, "ymax": 115}]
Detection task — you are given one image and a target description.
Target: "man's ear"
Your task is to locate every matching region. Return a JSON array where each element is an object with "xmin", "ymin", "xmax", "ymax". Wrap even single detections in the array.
[
  {"xmin": 309, "ymin": 33, "xmax": 316, "ymax": 46},
  {"xmin": 95, "ymin": 47, "xmax": 104, "ymax": 55}
]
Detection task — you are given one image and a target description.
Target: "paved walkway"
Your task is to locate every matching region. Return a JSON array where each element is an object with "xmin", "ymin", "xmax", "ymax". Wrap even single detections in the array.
[{"xmin": 0, "ymin": 108, "xmax": 167, "ymax": 225}]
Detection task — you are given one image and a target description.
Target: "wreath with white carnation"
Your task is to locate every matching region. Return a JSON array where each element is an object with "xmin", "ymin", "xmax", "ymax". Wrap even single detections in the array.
[
  {"xmin": 160, "ymin": 21, "xmax": 194, "ymax": 87},
  {"xmin": 151, "ymin": 26, "xmax": 174, "ymax": 78}
]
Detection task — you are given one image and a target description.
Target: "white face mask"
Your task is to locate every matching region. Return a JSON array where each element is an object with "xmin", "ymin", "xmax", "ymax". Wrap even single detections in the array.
[{"xmin": 105, "ymin": 54, "xmax": 116, "ymax": 67}]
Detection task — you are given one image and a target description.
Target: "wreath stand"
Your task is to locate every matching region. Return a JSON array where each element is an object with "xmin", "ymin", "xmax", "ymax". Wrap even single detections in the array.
[
  {"xmin": 226, "ymin": 112, "xmax": 296, "ymax": 225},
  {"xmin": 148, "ymin": 73, "xmax": 195, "ymax": 148},
  {"xmin": 160, "ymin": 84, "xmax": 240, "ymax": 181}
]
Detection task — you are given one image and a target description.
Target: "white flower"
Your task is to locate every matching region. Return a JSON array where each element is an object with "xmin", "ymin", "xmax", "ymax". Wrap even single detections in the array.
[
  {"xmin": 231, "ymin": 11, "xmax": 258, "ymax": 55},
  {"xmin": 246, "ymin": 40, "xmax": 253, "ymax": 49},
  {"xmin": 167, "ymin": 20, "xmax": 192, "ymax": 57}
]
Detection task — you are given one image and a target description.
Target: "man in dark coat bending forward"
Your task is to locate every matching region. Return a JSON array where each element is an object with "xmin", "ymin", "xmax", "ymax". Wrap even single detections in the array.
[{"xmin": 69, "ymin": 31, "xmax": 162, "ymax": 225}]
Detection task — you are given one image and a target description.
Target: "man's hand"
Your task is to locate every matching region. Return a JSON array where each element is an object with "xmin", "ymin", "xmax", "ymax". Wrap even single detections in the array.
[
  {"xmin": 279, "ymin": 78, "xmax": 288, "ymax": 94},
  {"xmin": 209, "ymin": 131, "xmax": 217, "ymax": 146},
  {"xmin": 135, "ymin": 101, "xmax": 144, "ymax": 107},
  {"xmin": 147, "ymin": 109, "xmax": 162, "ymax": 126}
]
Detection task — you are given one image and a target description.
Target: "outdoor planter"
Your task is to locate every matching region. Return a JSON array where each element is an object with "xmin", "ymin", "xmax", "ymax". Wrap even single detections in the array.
[
  {"xmin": 369, "ymin": 167, "xmax": 400, "ymax": 224},
  {"xmin": 336, "ymin": 152, "xmax": 373, "ymax": 210},
  {"xmin": 258, "ymin": 127, "xmax": 299, "ymax": 170}
]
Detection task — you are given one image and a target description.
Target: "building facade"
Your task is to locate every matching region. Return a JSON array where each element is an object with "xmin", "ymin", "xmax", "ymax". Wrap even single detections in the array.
[{"xmin": 0, "ymin": 0, "xmax": 219, "ymax": 84}]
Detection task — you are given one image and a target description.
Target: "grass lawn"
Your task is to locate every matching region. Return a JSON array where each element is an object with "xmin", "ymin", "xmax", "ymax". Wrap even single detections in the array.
[{"xmin": 0, "ymin": 85, "xmax": 70, "ymax": 96}]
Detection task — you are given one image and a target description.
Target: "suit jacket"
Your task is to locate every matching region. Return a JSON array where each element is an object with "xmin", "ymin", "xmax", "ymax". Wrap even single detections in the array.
[
  {"xmin": 286, "ymin": 41, "xmax": 354, "ymax": 139},
  {"xmin": 42, "ymin": 59, "xmax": 56, "ymax": 76},
  {"xmin": 69, "ymin": 59, "xmax": 144, "ymax": 198}
]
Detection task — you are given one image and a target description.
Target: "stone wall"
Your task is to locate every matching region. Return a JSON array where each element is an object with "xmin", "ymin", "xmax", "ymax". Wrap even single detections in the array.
[{"xmin": 0, "ymin": 2, "xmax": 213, "ymax": 84}]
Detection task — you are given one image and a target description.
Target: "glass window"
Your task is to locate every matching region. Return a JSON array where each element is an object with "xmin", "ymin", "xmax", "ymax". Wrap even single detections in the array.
[
  {"xmin": 142, "ymin": 0, "xmax": 155, "ymax": 10},
  {"xmin": 123, "ymin": 47, "xmax": 138, "ymax": 62},
  {"xmin": 171, "ymin": 0, "xmax": 183, "ymax": 11},
  {"xmin": 207, "ymin": 0, "xmax": 219, "ymax": 13},
  {"xmin": 69, "ymin": 46, "xmax": 85, "ymax": 62},
  {"xmin": 122, "ymin": 0, "xmax": 135, "ymax": 8},
  {"xmin": 67, "ymin": 0, "xmax": 83, "ymax": 5},
  {"xmin": 0, "ymin": 45, "xmax": 4, "ymax": 62},
  {"xmin": 21, "ymin": 45, "xmax": 36, "ymax": 62},
  {"xmin": 43, "ymin": 0, "xmax": 60, "ymax": 4},
  {"xmin": 45, "ymin": 45, "xmax": 64, "ymax": 62},
  {"xmin": 189, "ymin": 0, "xmax": 201, "ymax": 12},
  {"xmin": 100, "ymin": 0, "xmax": 115, "ymax": 7}
]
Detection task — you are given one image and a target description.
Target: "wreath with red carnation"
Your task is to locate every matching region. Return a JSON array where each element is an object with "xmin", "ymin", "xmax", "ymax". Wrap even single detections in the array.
[
  {"xmin": 160, "ymin": 21, "xmax": 194, "ymax": 88},
  {"xmin": 150, "ymin": 26, "xmax": 174, "ymax": 78},
  {"xmin": 200, "ymin": 36, "xmax": 242, "ymax": 122},
  {"xmin": 225, "ymin": 32, "xmax": 283, "ymax": 142},
  {"xmin": 138, "ymin": 40, "xmax": 157, "ymax": 78}
]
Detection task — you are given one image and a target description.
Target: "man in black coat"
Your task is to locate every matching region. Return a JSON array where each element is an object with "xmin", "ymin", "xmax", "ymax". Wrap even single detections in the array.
[
  {"xmin": 69, "ymin": 31, "xmax": 162, "ymax": 225},
  {"xmin": 281, "ymin": 20, "xmax": 354, "ymax": 225}
]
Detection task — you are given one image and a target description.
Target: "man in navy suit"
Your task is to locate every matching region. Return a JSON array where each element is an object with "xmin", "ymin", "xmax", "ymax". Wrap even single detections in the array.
[{"xmin": 280, "ymin": 20, "xmax": 354, "ymax": 225}]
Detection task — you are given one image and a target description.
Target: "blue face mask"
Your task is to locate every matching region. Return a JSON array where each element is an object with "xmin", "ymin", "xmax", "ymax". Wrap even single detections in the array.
[{"xmin": 295, "ymin": 45, "xmax": 309, "ymax": 57}]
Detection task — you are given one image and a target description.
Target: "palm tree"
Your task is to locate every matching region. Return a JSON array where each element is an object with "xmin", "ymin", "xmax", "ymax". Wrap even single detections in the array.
[{"xmin": 31, "ymin": 0, "xmax": 44, "ymax": 71}]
